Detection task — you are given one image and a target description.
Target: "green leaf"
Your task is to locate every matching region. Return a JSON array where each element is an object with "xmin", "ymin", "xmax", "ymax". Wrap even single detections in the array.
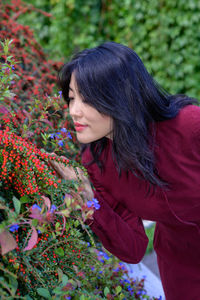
[
  {"xmin": 54, "ymin": 247, "xmax": 64, "ymax": 256},
  {"xmin": 31, "ymin": 219, "xmax": 38, "ymax": 227},
  {"xmin": 74, "ymin": 220, "xmax": 80, "ymax": 227},
  {"xmin": 24, "ymin": 295, "xmax": 33, "ymax": 300},
  {"xmin": 52, "ymin": 287, "xmax": 63, "ymax": 295},
  {"xmin": 57, "ymin": 267, "xmax": 63, "ymax": 282},
  {"xmin": 12, "ymin": 196, "xmax": 21, "ymax": 215},
  {"xmin": 8, "ymin": 275, "xmax": 18, "ymax": 294},
  {"xmin": 104, "ymin": 287, "xmax": 110, "ymax": 296},
  {"xmin": 20, "ymin": 195, "xmax": 30, "ymax": 204},
  {"xmin": 37, "ymin": 288, "xmax": 51, "ymax": 299},
  {"xmin": 61, "ymin": 274, "xmax": 68, "ymax": 286},
  {"xmin": 115, "ymin": 285, "xmax": 122, "ymax": 294},
  {"xmin": 55, "ymin": 222, "xmax": 61, "ymax": 230}
]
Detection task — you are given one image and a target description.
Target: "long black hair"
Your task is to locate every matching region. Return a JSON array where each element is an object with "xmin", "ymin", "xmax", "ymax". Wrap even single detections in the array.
[{"xmin": 58, "ymin": 41, "xmax": 197, "ymax": 187}]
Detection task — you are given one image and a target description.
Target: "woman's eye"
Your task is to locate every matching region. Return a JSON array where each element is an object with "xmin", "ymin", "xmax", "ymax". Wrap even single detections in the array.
[{"xmin": 68, "ymin": 97, "xmax": 74, "ymax": 102}]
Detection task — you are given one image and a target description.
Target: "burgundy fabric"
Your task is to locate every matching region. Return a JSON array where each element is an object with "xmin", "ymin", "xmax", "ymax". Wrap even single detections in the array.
[{"xmin": 81, "ymin": 105, "xmax": 200, "ymax": 300}]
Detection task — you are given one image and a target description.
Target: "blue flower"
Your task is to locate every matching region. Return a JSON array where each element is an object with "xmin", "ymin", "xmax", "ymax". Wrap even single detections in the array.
[
  {"xmin": 59, "ymin": 91, "xmax": 62, "ymax": 98},
  {"xmin": 99, "ymin": 251, "xmax": 110, "ymax": 260},
  {"xmin": 87, "ymin": 242, "xmax": 91, "ymax": 247},
  {"xmin": 55, "ymin": 132, "xmax": 61, "ymax": 138},
  {"xmin": 86, "ymin": 200, "xmax": 93, "ymax": 208},
  {"xmin": 67, "ymin": 132, "xmax": 72, "ymax": 139},
  {"xmin": 92, "ymin": 198, "xmax": 100, "ymax": 210},
  {"xmin": 9, "ymin": 224, "xmax": 19, "ymax": 232},
  {"xmin": 37, "ymin": 229, "xmax": 41, "ymax": 234},
  {"xmin": 58, "ymin": 140, "xmax": 64, "ymax": 147},
  {"xmin": 50, "ymin": 205, "xmax": 57, "ymax": 213},
  {"xmin": 61, "ymin": 128, "xmax": 67, "ymax": 133},
  {"xmin": 11, "ymin": 65, "xmax": 15, "ymax": 70},
  {"xmin": 50, "ymin": 133, "xmax": 55, "ymax": 139},
  {"xmin": 103, "ymin": 253, "xmax": 110, "ymax": 260},
  {"xmin": 87, "ymin": 198, "xmax": 100, "ymax": 210},
  {"xmin": 123, "ymin": 279, "xmax": 130, "ymax": 284},
  {"xmin": 113, "ymin": 267, "xmax": 120, "ymax": 272},
  {"xmin": 32, "ymin": 204, "xmax": 41, "ymax": 211}
]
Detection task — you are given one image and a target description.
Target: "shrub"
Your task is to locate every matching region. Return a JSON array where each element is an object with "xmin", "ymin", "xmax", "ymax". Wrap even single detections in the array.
[
  {"xmin": 0, "ymin": 37, "xmax": 157, "ymax": 300},
  {"xmin": 17, "ymin": 0, "xmax": 200, "ymax": 100}
]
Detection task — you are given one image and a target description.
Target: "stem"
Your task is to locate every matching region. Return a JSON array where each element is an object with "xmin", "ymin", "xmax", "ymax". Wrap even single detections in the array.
[
  {"xmin": 0, "ymin": 280, "xmax": 13, "ymax": 297},
  {"xmin": 39, "ymin": 237, "xmax": 80, "ymax": 257},
  {"xmin": 0, "ymin": 263, "xmax": 17, "ymax": 278},
  {"xmin": 78, "ymin": 217, "xmax": 96, "ymax": 248}
]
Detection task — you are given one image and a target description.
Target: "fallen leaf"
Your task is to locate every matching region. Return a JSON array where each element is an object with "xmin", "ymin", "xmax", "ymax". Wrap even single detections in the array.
[
  {"xmin": 23, "ymin": 227, "xmax": 38, "ymax": 251},
  {"xmin": 0, "ymin": 230, "xmax": 17, "ymax": 255}
]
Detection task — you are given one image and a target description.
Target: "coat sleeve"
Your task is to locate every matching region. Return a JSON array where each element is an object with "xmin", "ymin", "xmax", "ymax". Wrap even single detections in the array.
[{"xmin": 82, "ymin": 149, "xmax": 148, "ymax": 264}]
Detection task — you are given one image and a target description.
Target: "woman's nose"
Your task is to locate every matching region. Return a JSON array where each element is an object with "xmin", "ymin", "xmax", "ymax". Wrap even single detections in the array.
[{"xmin": 69, "ymin": 100, "xmax": 83, "ymax": 118}]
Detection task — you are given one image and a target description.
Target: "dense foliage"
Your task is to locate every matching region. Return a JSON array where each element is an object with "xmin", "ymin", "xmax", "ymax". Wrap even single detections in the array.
[
  {"xmin": 0, "ymin": 1, "xmax": 159, "ymax": 299},
  {"xmin": 13, "ymin": 0, "xmax": 200, "ymax": 100}
]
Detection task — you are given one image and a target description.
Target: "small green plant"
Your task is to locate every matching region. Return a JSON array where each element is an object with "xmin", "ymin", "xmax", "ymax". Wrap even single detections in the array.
[{"xmin": 145, "ymin": 223, "xmax": 156, "ymax": 255}]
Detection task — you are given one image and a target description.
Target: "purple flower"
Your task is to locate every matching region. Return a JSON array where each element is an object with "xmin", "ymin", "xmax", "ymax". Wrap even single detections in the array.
[
  {"xmin": 58, "ymin": 140, "xmax": 64, "ymax": 147},
  {"xmin": 9, "ymin": 224, "xmax": 19, "ymax": 232},
  {"xmin": 58, "ymin": 91, "xmax": 62, "ymax": 98},
  {"xmin": 50, "ymin": 133, "xmax": 55, "ymax": 139},
  {"xmin": 11, "ymin": 65, "xmax": 15, "ymax": 70}
]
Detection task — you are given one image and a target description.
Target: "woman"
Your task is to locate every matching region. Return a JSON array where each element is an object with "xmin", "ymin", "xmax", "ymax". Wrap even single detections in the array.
[{"xmin": 51, "ymin": 42, "xmax": 200, "ymax": 300}]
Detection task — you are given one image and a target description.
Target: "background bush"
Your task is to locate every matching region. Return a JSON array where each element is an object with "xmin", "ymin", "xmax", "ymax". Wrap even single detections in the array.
[{"xmin": 15, "ymin": 0, "xmax": 200, "ymax": 100}]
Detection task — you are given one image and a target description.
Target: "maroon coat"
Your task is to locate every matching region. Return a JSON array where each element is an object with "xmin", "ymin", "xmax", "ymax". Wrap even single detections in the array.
[{"xmin": 82, "ymin": 105, "xmax": 200, "ymax": 300}]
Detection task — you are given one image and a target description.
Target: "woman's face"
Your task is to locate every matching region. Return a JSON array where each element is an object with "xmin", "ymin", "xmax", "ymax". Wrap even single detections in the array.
[{"xmin": 68, "ymin": 73, "xmax": 113, "ymax": 144}]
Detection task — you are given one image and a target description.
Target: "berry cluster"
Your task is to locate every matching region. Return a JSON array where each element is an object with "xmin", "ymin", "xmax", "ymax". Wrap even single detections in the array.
[{"xmin": 0, "ymin": 127, "xmax": 66, "ymax": 197}]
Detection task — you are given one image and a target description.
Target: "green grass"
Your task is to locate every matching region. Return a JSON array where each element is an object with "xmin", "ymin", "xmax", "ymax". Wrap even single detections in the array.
[{"xmin": 144, "ymin": 223, "xmax": 155, "ymax": 255}]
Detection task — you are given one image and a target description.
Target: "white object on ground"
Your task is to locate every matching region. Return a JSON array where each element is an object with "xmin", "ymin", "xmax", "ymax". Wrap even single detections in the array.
[
  {"xmin": 143, "ymin": 220, "xmax": 155, "ymax": 228},
  {"xmin": 125, "ymin": 262, "xmax": 165, "ymax": 299}
]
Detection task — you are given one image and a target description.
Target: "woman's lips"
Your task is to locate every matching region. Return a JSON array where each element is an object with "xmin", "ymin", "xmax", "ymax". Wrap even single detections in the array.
[{"xmin": 74, "ymin": 123, "xmax": 88, "ymax": 132}]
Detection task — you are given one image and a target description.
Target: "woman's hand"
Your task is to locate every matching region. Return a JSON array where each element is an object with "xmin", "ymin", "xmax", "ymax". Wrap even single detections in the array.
[{"xmin": 49, "ymin": 156, "xmax": 94, "ymax": 201}]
